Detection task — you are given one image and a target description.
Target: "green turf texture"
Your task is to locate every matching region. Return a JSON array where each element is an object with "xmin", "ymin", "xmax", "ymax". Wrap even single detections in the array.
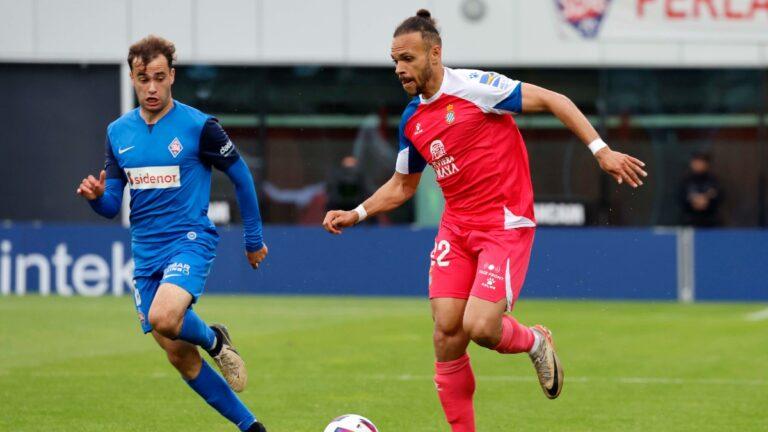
[{"xmin": 1, "ymin": 296, "xmax": 766, "ymax": 431}]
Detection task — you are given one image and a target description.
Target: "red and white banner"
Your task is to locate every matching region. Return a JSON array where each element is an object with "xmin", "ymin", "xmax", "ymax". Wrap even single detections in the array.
[{"xmin": 557, "ymin": 0, "xmax": 768, "ymax": 41}]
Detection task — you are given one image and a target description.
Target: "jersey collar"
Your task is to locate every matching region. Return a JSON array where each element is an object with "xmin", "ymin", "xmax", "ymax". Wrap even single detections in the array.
[
  {"xmin": 135, "ymin": 99, "xmax": 178, "ymax": 127},
  {"xmin": 419, "ymin": 67, "xmax": 449, "ymax": 105}
]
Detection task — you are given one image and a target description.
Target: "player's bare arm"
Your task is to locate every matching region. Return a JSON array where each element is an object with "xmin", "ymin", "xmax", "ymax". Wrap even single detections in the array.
[
  {"xmin": 521, "ymin": 83, "xmax": 648, "ymax": 188},
  {"xmin": 322, "ymin": 172, "xmax": 421, "ymax": 235},
  {"xmin": 76, "ymin": 170, "xmax": 106, "ymax": 200}
]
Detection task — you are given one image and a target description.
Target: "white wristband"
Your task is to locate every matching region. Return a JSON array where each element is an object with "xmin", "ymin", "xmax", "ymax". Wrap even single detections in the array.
[
  {"xmin": 588, "ymin": 138, "xmax": 608, "ymax": 155},
  {"xmin": 353, "ymin": 204, "xmax": 368, "ymax": 224}
]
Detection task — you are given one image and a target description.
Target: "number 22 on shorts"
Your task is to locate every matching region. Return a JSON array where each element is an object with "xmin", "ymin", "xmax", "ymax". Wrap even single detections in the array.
[{"xmin": 430, "ymin": 240, "xmax": 451, "ymax": 267}]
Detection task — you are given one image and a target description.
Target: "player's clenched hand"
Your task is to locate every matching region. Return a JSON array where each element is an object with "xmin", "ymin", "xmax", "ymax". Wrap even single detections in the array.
[
  {"xmin": 246, "ymin": 244, "xmax": 268, "ymax": 269},
  {"xmin": 322, "ymin": 210, "xmax": 358, "ymax": 235},
  {"xmin": 76, "ymin": 170, "xmax": 107, "ymax": 200},
  {"xmin": 595, "ymin": 148, "xmax": 648, "ymax": 188}
]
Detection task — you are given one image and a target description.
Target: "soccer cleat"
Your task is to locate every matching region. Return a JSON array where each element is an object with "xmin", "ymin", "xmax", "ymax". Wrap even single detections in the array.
[
  {"xmin": 528, "ymin": 325, "xmax": 564, "ymax": 399},
  {"xmin": 209, "ymin": 324, "xmax": 248, "ymax": 393},
  {"xmin": 247, "ymin": 421, "xmax": 267, "ymax": 432}
]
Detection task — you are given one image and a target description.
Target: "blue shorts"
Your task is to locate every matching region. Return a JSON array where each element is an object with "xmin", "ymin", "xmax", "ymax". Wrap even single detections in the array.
[{"xmin": 131, "ymin": 245, "xmax": 216, "ymax": 334}]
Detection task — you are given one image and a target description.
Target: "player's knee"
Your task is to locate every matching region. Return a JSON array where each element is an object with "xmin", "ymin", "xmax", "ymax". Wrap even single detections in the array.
[
  {"xmin": 433, "ymin": 320, "xmax": 463, "ymax": 347},
  {"xmin": 148, "ymin": 307, "xmax": 182, "ymax": 338},
  {"xmin": 432, "ymin": 328, "xmax": 450, "ymax": 348},
  {"xmin": 464, "ymin": 316, "xmax": 500, "ymax": 348}
]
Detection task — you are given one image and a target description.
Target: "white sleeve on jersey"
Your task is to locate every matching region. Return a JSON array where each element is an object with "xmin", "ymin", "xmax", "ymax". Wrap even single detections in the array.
[{"xmin": 447, "ymin": 68, "xmax": 523, "ymax": 115}]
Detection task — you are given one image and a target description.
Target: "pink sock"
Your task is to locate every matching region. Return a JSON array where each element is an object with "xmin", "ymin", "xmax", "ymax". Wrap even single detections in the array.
[
  {"xmin": 494, "ymin": 315, "xmax": 535, "ymax": 354},
  {"xmin": 434, "ymin": 353, "xmax": 476, "ymax": 432}
]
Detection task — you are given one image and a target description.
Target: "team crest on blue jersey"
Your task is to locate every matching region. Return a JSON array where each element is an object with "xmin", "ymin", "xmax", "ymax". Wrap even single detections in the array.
[
  {"xmin": 555, "ymin": 0, "xmax": 612, "ymax": 38},
  {"xmin": 445, "ymin": 104, "xmax": 456, "ymax": 125},
  {"xmin": 168, "ymin": 137, "xmax": 183, "ymax": 158}
]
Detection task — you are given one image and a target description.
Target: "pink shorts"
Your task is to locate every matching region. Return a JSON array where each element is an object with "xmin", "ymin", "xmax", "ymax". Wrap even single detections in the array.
[{"xmin": 428, "ymin": 223, "xmax": 535, "ymax": 311}]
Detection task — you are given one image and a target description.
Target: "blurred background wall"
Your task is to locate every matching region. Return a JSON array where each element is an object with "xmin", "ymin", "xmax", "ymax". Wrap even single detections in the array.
[
  {"xmin": 1, "ymin": 0, "xmax": 766, "ymax": 227},
  {"xmin": 1, "ymin": 0, "xmax": 766, "ymax": 300}
]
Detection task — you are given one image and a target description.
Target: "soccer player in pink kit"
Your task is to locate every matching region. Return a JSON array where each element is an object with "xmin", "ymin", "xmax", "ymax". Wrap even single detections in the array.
[{"xmin": 323, "ymin": 10, "xmax": 647, "ymax": 432}]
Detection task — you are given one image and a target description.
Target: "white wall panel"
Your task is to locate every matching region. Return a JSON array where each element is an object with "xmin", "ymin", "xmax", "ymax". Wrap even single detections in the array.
[
  {"xmin": 429, "ymin": 0, "xmax": 519, "ymax": 67},
  {"xmin": 516, "ymin": 0, "xmax": 601, "ymax": 66},
  {"xmin": 130, "ymin": 0, "xmax": 193, "ymax": 62},
  {"xmin": 195, "ymin": 0, "xmax": 260, "ymax": 62},
  {"xmin": 681, "ymin": 44, "xmax": 763, "ymax": 67},
  {"xmin": 599, "ymin": 42, "xmax": 682, "ymax": 67},
  {"xmin": 0, "ymin": 0, "xmax": 35, "ymax": 56},
  {"xmin": 37, "ymin": 0, "xmax": 126, "ymax": 60},
  {"xmin": 261, "ymin": 0, "xmax": 344, "ymax": 63},
  {"xmin": 347, "ymin": 0, "xmax": 429, "ymax": 65},
  {"xmin": 0, "ymin": 0, "xmax": 766, "ymax": 67}
]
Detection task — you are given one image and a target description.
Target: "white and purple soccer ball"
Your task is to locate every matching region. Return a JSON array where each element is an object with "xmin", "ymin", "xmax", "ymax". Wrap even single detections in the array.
[{"xmin": 323, "ymin": 414, "xmax": 378, "ymax": 432}]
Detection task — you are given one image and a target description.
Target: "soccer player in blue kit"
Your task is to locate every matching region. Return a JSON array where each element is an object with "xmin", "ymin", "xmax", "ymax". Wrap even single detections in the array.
[{"xmin": 76, "ymin": 36, "xmax": 269, "ymax": 432}]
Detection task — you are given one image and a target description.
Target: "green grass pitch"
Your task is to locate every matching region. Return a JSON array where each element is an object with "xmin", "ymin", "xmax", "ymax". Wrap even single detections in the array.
[{"xmin": 1, "ymin": 296, "xmax": 766, "ymax": 431}]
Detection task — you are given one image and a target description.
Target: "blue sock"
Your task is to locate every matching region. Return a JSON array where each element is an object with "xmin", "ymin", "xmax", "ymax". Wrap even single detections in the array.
[
  {"xmin": 186, "ymin": 360, "xmax": 257, "ymax": 431},
  {"xmin": 178, "ymin": 309, "xmax": 216, "ymax": 350}
]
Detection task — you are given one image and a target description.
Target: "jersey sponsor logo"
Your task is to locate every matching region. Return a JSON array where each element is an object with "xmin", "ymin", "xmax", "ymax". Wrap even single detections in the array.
[
  {"xmin": 478, "ymin": 72, "xmax": 512, "ymax": 90},
  {"xmin": 414, "ymin": 123, "xmax": 424, "ymax": 135},
  {"xmin": 168, "ymin": 137, "xmax": 184, "ymax": 158},
  {"xmin": 219, "ymin": 140, "xmax": 234, "ymax": 156},
  {"xmin": 430, "ymin": 139, "xmax": 447, "ymax": 160},
  {"xmin": 555, "ymin": 0, "xmax": 612, "ymax": 39},
  {"xmin": 124, "ymin": 166, "xmax": 181, "ymax": 189},
  {"xmin": 118, "ymin": 145, "xmax": 135, "ymax": 155},
  {"xmin": 445, "ymin": 104, "xmax": 456, "ymax": 125},
  {"xmin": 429, "ymin": 140, "xmax": 460, "ymax": 180}
]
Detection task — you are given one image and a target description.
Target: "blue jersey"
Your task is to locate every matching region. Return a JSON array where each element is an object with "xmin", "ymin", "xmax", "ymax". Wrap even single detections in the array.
[{"xmin": 91, "ymin": 100, "xmax": 263, "ymax": 276}]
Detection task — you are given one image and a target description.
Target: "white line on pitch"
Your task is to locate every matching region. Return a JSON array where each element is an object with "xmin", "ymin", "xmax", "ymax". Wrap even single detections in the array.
[
  {"xmin": 745, "ymin": 307, "xmax": 768, "ymax": 322},
  {"xmin": 374, "ymin": 374, "xmax": 767, "ymax": 386}
]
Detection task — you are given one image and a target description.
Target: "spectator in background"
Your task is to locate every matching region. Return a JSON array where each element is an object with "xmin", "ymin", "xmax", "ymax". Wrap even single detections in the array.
[
  {"xmin": 326, "ymin": 156, "xmax": 368, "ymax": 214},
  {"xmin": 680, "ymin": 151, "xmax": 723, "ymax": 227}
]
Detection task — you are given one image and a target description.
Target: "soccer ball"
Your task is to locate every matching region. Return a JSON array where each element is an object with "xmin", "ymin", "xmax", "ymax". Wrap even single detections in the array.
[{"xmin": 323, "ymin": 414, "xmax": 378, "ymax": 432}]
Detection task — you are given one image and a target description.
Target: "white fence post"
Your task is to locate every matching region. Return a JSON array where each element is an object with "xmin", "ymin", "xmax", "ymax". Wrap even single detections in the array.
[{"xmin": 677, "ymin": 227, "xmax": 696, "ymax": 303}]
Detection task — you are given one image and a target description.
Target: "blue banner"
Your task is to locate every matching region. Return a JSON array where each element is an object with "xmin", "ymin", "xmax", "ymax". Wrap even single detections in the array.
[
  {"xmin": 0, "ymin": 224, "xmax": 764, "ymax": 301},
  {"xmin": 525, "ymin": 228, "xmax": 677, "ymax": 300},
  {"xmin": 695, "ymin": 230, "xmax": 768, "ymax": 301}
]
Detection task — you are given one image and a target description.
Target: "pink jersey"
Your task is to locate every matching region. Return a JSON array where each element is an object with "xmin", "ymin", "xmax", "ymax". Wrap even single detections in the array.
[{"xmin": 396, "ymin": 67, "xmax": 535, "ymax": 231}]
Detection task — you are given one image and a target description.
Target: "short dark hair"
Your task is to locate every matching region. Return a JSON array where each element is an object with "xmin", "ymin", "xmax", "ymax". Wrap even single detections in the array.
[
  {"xmin": 127, "ymin": 35, "xmax": 176, "ymax": 70},
  {"xmin": 393, "ymin": 9, "xmax": 442, "ymax": 47}
]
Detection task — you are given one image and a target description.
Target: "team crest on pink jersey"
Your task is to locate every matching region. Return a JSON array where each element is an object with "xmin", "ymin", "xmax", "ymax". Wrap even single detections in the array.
[
  {"xmin": 168, "ymin": 137, "xmax": 183, "ymax": 158},
  {"xmin": 445, "ymin": 104, "xmax": 456, "ymax": 125},
  {"xmin": 556, "ymin": 0, "xmax": 612, "ymax": 38}
]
